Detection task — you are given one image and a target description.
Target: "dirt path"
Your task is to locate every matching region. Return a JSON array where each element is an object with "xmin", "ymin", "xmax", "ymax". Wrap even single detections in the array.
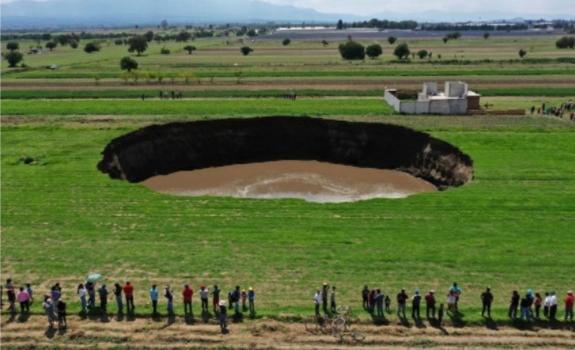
[{"xmin": 1, "ymin": 315, "xmax": 574, "ymax": 349}]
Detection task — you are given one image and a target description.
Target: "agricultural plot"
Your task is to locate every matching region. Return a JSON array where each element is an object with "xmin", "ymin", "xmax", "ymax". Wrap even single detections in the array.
[{"xmin": 1, "ymin": 31, "xmax": 575, "ymax": 349}]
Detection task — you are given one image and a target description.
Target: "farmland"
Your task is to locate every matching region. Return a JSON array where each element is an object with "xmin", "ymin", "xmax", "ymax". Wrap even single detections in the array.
[{"xmin": 1, "ymin": 28, "xmax": 575, "ymax": 349}]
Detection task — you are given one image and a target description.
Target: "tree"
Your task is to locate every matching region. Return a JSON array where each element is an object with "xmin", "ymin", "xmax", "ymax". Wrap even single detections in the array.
[
  {"xmin": 114, "ymin": 39, "xmax": 124, "ymax": 45},
  {"xmin": 443, "ymin": 37, "xmax": 449, "ymax": 44},
  {"xmin": 282, "ymin": 38, "xmax": 291, "ymax": 46},
  {"xmin": 336, "ymin": 19, "xmax": 344, "ymax": 30},
  {"xmin": 160, "ymin": 19, "xmax": 169, "ymax": 30},
  {"xmin": 120, "ymin": 56, "xmax": 138, "ymax": 72},
  {"xmin": 6, "ymin": 42, "xmax": 19, "ymax": 51},
  {"xmin": 393, "ymin": 43, "xmax": 410, "ymax": 60},
  {"xmin": 556, "ymin": 36, "xmax": 575, "ymax": 49},
  {"xmin": 144, "ymin": 31, "xmax": 154, "ymax": 42},
  {"xmin": 246, "ymin": 29, "xmax": 258, "ymax": 37},
  {"xmin": 417, "ymin": 49, "xmax": 429, "ymax": 59},
  {"xmin": 70, "ymin": 41, "xmax": 79, "ymax": 49},
  {"xmin": 240, "ymin": 46, "xmax": 254, "ymax": 56},
  {"xmin": 4, "ymin": 51, "xmax": 23, "ymax": 67},
  {"xmin": 176, "ymin": 31, "xmax": 192, "ymax": 42},
  {"xmin": 84, "ymin": 42, "xmax": 100, "ymax": 53},
  {"xmin": 483, "ymin": 32, "xmax": 491, "ymax": 40},
  {"xmin": 160, "ymin": 48, "xmax": 170, "ymax": 55},
  {"xmin": 338, "ymin": 40, "xmax": 365, "ymax": 60},
  {"xmin": 387, "ymin": 36, "xmax": 397, "ymax": 45},
  {"xmin": 365, "ymin": 44, "xmax": 383, "ymax": 59},
  {"xmin": 183, "ymin": 45, "xmax": 197, "ymax": 54},
  {"xmin": 321, "ymin": 40, "xmax": 329, "ymax": 47},
  {"xmin": 41, "ymin": 33, "xmax": 52, "ymax": 41},
  {"xmin": 128, "ymin": 36, "xmax": 148, "ymax": 55},
  {"xmin": 45, "ymin": 41, "xmax": 57, "ymax": 51},
  {"xmin": 518, "ymin": 49, "xmax": 527, "ymax": 59}
]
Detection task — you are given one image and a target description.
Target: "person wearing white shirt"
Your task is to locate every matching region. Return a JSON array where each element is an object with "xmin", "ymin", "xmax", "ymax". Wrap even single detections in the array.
[
  {"xmin": 314, "ymin": 290, "xmax": 321, "ymax": 317},
  {"xmin": 549, "ymin": 292, "xmax": 558, "ymax": 320},
  {"xmin": 543, "ymin": 292, "xmax": 551, "ymax": 318},
  {"xmin": 77, "ymin": 283, "xmax": 87, "ymax": 314}
]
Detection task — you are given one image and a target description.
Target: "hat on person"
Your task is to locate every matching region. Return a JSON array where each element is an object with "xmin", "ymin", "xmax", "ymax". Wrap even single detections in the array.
[
  {"xmin": 430, "ymin": 290, "xmax": 435, "ymax": 293},
  {"xmin": 200, "ymin": 285, "xmax": 205, "ymax": 289},
  {"xmin": 568, "ymin": 290, "xmax": 573, "ymax": 295},
  {"xmin": 249, "ymin": 287, "xmax": 253, "ymax": 291},
  {"xmin": 219, "ymin": 300, "xmax": 226, "ymax": 306}
]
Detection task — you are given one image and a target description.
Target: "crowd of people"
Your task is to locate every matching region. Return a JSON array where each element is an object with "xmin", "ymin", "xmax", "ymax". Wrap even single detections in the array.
[
  {"xmin": 3, "ymin": 278, "xmax": 256, "ymax": 334},
  {"xmin": 313, "ymin": 282, "xmax": 573, "ymax": 326},
  {"xmin": 530, "ymin": 100, "xmax": 575, "ymax": 120}
]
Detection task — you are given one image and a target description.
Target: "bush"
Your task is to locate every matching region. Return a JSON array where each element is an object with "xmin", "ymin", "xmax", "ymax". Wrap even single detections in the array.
[
  {"xmin": 84, "ymin": 42, "xmax": 100, "ymax": 53},
  {"xmin": 183, "ymin": 45, "xmax": 197, "ymax": 54},
  {"xmin": 417, "ymin": 49, "xmax": 429, "ymax": 59},
  {"xmin": 114, "ymin": 39, "xmax": 124, "ymax": 46},
  {"xmin": 70, "ymin": 41, "xmax": 79, "ymax": 49},
  {"xmin": 282, "ymin": 38, "xmax": 291, "ymax": 46},
  {"xmin": 120, "ymin": 56, "xmax": 138, "ymax": 72},
  {"xmin": 365, "ymin": 44, "xmax": 383, "ymax": 59},
  {"xmin": 6, "ymin": 42, "xmax": 19, "ymax": 51},
  {"xmin": 4, "ymin": 51, "xmax": 23, "ymax": 67},
  {"xmin": 388, "ymin": 36, "xmax": 397, "ymax": 45},
  {"xmin": 240, "ymin": 46, "xmax": 254, "ymax": 56},
  {"xmin": 45, "ymin": 41, "xmax": 57, "ymax": 51},
  {"xmin": 160, "ymin": 48, "xmax": 170, "ymax": 55},
  {"xmin": 393, "ymin": 43, "xmax": 410, "ymax": 60},
  {"xmin": 128, "ymin": 36, "xmax": 148, "ymax": 55},
  {"xmin": 321, "ymin": 40, "xmax": 329, "ymax": 47},
  {"xmin": 338, "ymin": 40, "xmax": 365, "ymax": 60},
  {"xmin": 556, "ymin": 36, "xmax": 575, "ymax": 49},
  {"xmin": 518, "ymin": 49, "xmax": 527, "ymax": 59}
]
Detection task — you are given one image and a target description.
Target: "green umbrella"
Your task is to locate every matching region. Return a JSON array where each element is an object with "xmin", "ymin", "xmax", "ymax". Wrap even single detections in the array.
[{"xmin": 86, "ymin": 273, "xmax": 102, "ymax": 283}]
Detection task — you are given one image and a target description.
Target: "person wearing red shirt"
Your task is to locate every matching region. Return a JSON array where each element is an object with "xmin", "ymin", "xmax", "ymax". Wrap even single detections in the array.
[
  {"xmin": 123, "ymin": 282, "xmax": 134, "ymax": 312},
  {"xmin": 565, "ymin": 291, "xmax": 574, "ymax": 321},
  {"xmin": 182, "ymin": 284, "xmax": 193, "ymax": 317}
]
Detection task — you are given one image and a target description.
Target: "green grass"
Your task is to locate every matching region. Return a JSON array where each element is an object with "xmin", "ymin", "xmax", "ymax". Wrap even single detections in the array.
[
  {"xmin": 1, "ymin": 116, "xmax": 575, "ymax": 322},
  {"xmin": 2, "ymin": 87, "xmax": 575, "ymax": 99}
]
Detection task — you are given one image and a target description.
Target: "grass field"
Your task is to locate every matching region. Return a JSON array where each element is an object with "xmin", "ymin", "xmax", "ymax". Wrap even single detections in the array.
[{"xmin": 2, "ymin": 31, "xmax": 575, "ymax": 346}]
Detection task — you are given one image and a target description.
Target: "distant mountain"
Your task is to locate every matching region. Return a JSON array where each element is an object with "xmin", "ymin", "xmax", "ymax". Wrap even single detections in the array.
[{"xmin": 1, "ymin": 0, "xmax": 362, "ymax": 29}]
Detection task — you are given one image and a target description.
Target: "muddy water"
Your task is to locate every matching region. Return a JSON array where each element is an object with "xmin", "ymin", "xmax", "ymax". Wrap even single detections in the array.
[{"xmin": 141, "ymin": 160, "xmax": 436, "ymax": 203}]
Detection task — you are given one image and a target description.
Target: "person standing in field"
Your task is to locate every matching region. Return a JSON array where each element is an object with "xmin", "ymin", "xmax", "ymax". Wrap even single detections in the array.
[
  {"xmin": 17, "ymin": 287, "xmax": 30, "ymax": 314},
  {"xmin": 43, "ymin": 296, "xmax": 56, "ymax": 328},
  {"xmin": 212, "ymin": 285, "xmax": 220, "ymax": 314},
  {"xmin": 99, "ymin": 284, "xmax": 108, "ymax": 313},
  {"xmin": 449, "ymin": 282, "xmax": 462, "ymax": 311},
  {"xmin": 200, "ymin": 285, "xmax": 209, "ymax": 312},
  {"xmin": 114, "ymin": 283, "xmax": 123, "ymax": 314},
  {"xmin": 231, "ymin": 286, "xmax": 241, "ymax": 315},
  {"xmin": 534, "ymin": 293, "xmax": 542, "ymax": 319},
  {"xmin": 150, "ymin": 285, "xmax": 159, "ymax": 316},
  {"xmin": 549, "ymin": 291, "xmax": 558, "ymax": 321},
  {"xmin": 165, "ymin": 286, "xmax": 174, "ymax": 316},
  {"xmin": 520, "ymin": 293, "xmax": 531, "ymax": 321},
  {"xmin": 543, "ymin": 292, "xmax": 551, "ymax": 319},
  {"xmin": 375, "ymin": 289, "xmax": 385, "ymax": 318},
  {"xmin": 396, "ymin": 289, "xmax": 408, "ymax": 320},
  {"xmin": 86, "ymin": 282, "xmax": 95, "ymax": 309},
  {"xmin": 425, "ymin": 290, "xmax": 436, "ymax": 319},
  {"xmin": 438, "ymin": 303, "xmax": 444, "ymax": 326},
  {"xmin": 322, "ymin": 283, "xmax": 329, "ymax": 315},
  {"xmin": 362, "ymin": 285, "xmax": 369, "ymax": 310},
  {"xmin": 248, "ymin": 287, "xmax": 256, "ymax": 316},
  {"xmin": 182, "ymin": 284, "xmax": 193, "ymax": 317},
  {"xmin": 219, "ymin": 300, "xmax": 228, "ymax": 334},
  {"xmin": 330, "ymin": 286, "xmax": 337, "ymax": 314},
  {"xmin": 6, "ymin": 279, "xmax": 16, "ymax": 314},
  {"xmin": 26, "ymin": 284, "xmax": 34, "ymax": 305},
  {"xmin": 77, "ymin": 283, "xmax": 87, "ymax": 314},
  {"xmin": 565, "ymin": 291, "xmax": 574, "ymax": 321},
  {"xmin": 509, "ymin": 290, "xmax": 519, "ymax": 319},
  {"xmin": 368, "ymin": 289, "xmax": 376, "ymax": 314},
  {"xmin": 314, "ymin": 290, "xmax": 321, "ymax": 317},
  {"xmin": 412, "ymin": 289, "xmax": 421, "ymax": 321},
  {"xmin": 124, "ymin": 281, "xmax": 134, "ymax": 313},
  {"xmin": 57, "ymin": 298, "xmax": 67, "ymax": 328},
  {"xmin": 481, "ymin": 287, "xmax": 494, "ymax": 318},
  {"xmin": 385, "ymin": 294, "xmax": 391, "ymax": 313},
  {"xmin": 241, "ymin": 289, "xmax": 247, "ymax": 312}
]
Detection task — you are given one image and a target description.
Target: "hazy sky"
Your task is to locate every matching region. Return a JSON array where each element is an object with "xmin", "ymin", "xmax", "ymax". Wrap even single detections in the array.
[
  {"xmin": 263, "ymin": 0, "xmax": 570, "ymax": 16},
  {"xmin": 0, "ymin": 0, "xmax": 572, "ymax": 17}
]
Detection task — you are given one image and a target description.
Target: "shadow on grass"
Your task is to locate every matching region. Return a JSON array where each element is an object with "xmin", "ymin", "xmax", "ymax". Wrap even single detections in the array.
[{"xmin": 448, "ymin": 310, "xmax": 466, "ymax": 328}]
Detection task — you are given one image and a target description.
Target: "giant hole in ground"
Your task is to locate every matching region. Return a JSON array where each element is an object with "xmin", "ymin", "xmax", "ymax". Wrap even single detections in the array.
[{"xmin": 98, "ymin": 117, "xmax": 474, "ymax": 203}]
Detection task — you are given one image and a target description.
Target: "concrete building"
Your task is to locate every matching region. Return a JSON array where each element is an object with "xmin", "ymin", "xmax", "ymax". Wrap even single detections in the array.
[{"xmin": 384, "ymin": 81, "xmax": 480, "ymax": 115}]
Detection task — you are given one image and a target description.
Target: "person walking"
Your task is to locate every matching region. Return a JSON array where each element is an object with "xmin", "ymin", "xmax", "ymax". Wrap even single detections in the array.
[
  {"xmin": 99, "ymin": 284, "xmax": 108, "ymax": 313},
  {"xmin": 321, "ymin": 283, "xmax": 329, "ymax": 315},
  {"xmin": 114, "ymin": 283, "xmax": 123, "ymax": 314},
  {"xmin": 211, "ymin": 285, "xmax": 220, "ymax": 314},
  {"xmin": 412, "ymin": 289, "xmax": 421, "ymax": 321},
  {"xmin": 425, "ymin": 290, "xmax": 436, "ymax": 319},
  {"xmin": 219, "ymin": 300, "xmax": 228, "ymax": 334},
  {"xmin": 77, "ymin": 283, "xmax": 87, "ymax": 314},
  {"xmin": 42, "ymin": 296, "xmax": 56, "ymax": 329},
  {"xmin": 549, "ymin": 291, "xmax": 558, "ymax": 321},
  {"xmin": 200, "ymin": 285, "xmax": 209, "ymax": 312},
  {"xmin": 564, "ymin": 291, "xmax": 574, "ymax": 321},
  {"xmin": 57, "ymin": 298, "xmax": 67, "ymax": 328},
  {"xmin": 330, "ymin": 286, "xmax": 337, "ymax": 314},
  {"xmin": 165, "ymin": 286, "xmax": 174, "ymax": 316},
  {"xmin": 183, "ymin": 284, "xmax": 193, "ymax": 317},
  {"xmin": 150, "ymin": 285, "xmax": 159, "ymax": 316},
  {"xmin": 17, "ymin": 287, "xmax": 30, "ymax": 314},
  {"xmin": 6, "ymin": 279, "xmax": 16, "ymax": 314},
  {"xmin": 314, "ymin": 290, "xmax": 321, "ymax": 317},
  {"xmin": 124, "ymin": 282, "xmax": 134, "ymax": 312},
  {"xmin": 534, "ymin": 293, "xmax": 542, "ymax": 319},
  {"xmin": 509, "ymin": 290, "xmax": 519, "ymax": 319},
  {"xmin": 362, "ymin": 285, "xmax": 369, "ymax": 310},
  {"xmin": 248, "ymin": 287, "xmax": 256, "ymax": 316},
  {"xmin": 481, "ymin": 288, "xmax": 494, "ymax": 318},
  {"xmin": 375, "ymin": 289, "xmax": 385, "ymax": 318},
  {"xmin": 241, "ymin": 289, "xmax": 247, "ymax": 312},
  {"xmin": 396, "ymin": 289, "xmax": 408, "ymax": 320}
]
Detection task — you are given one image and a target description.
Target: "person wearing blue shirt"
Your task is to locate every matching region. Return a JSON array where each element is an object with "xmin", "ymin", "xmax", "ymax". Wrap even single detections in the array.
[{"xmin": 150, "ymin": 285, "xmax": 159, "ymax": 316}]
